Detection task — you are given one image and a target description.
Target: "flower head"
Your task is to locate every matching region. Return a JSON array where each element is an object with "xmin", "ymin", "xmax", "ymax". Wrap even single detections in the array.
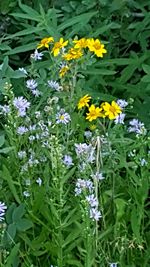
[
  {"xmin": 87, "ymin": 38, "xmax": 107, "ymax": 57},
  {"xmin": 128, "ymin": 119, "xmax": 147, "ymax": 135},
  {"xmin": 56, "ymin": 109, "xmax": 71, "ymax": 124},
  {"xmin": 63, "ymin": 155, "xmax": 74, "ymax": 167},
  {"xmin": 59, "ymin": 65, "xmax": 69, "ymax": 77},
  {"xmin": 77, "ymin": 95, "xmax": 91, "ymax": 110},
  {"xmin": 48, "ymin": 80, "xmax": 61, "ymax": 91},
  {"xmin": 102, "ymin": 101, "xmax": 122, "ymax": 120},
  {"xmin": 86, "ymin": 104, "xmax": 103, "ymax": 121},
  {"xmin": 52, "ymin": 38, "xmax": 68, "ymax": 57},
  {"xmin": 117, "ymin": 99, "xmax": 128, "ymax": 108},
  {"xmin": 114, "ymin": 113, "xmax": 126, "ymax": 124},
  {"xmin": 13, "ymin": 97, "xmax": 30, "ymax": 117},
  {"xmin": 0, "ymin": 202, "xmax": 7, "ymax": 222},
  {"xmin": 37, "ymin": 37, "xmax": 54, "ymax": 49},
  {"xmin": 73, "ymin": 38, "xmax": 88, "ymax": 49},
  {"xmin": 26, "ymin": 79, "xmax": 38, "ymax": 90},
  {"xmin": 90, "ymin": 207, "xmax": 102, "ymax": 221},
  {"xmin": 63, "ymin": 48, "xmax": 83, "ymax": 61},
  {"xmin": 31, "ymin": 49, "xmax": 43, "ymax": 61}
]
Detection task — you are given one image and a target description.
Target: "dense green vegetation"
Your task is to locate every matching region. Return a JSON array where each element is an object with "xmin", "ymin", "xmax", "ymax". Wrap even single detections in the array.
[{"xmin": 0, "ymin": 1, "xmax": 150, "ymax": 266}]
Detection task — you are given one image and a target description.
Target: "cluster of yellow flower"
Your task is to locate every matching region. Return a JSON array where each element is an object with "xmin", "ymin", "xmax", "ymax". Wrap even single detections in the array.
[
  {"xmin": 37, "ymin": 37, "xmax": 107, "ymax": 77},
  {"xmin": 78, "ymin": 95, "xmax": 122, "ymax": 122}
]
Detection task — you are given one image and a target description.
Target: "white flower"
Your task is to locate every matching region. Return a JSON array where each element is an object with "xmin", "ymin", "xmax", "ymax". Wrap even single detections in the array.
[
  {"xmin": 31, "ymin": 49, "xmax": 43, "ymax": 61},
  {"xmin": 18, "ymin": 67, "xmax": 28, "ymax": 75},
  {"xmin": 18, "ymin": 151, "xmax": 27, "ymax": 159},
  {"xmin": 36, "ymin": 177, "xmax": 42, "ymax": 186},
  {"xmin": 23, "ymin": 191, "xmax": 30, "ymax": 197},
  {"xmin": 140, "ymin": 158, "xmax": 147, "ymax": 166},
  {"xmin": 0, "ymin": 202, "xmax": 7, "ymax": 222}
]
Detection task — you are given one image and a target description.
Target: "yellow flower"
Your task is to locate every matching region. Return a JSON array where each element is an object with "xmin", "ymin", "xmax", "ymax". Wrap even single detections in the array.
[
  {"xmin": 78, "ymin": 95, "xmax": 91, "ymax": 110},
  {"xmin": 86, "ymin": 104, "xmax": 103, "ymax": 122},
  {"xmin": 59, "ymin": 65, "xmax": 69, "ymax": 78},
  {"xmin": 37, "ymin": 37, "xmax": 54, "ymax": 49},
  {"xmin": 87, "ymin": 38, "xmax": 107, "ymax": 57},
  {"xmin": 102, "ymin": 101, "xmax": 122, "ymax": 120},
  {"xmin": 52, "ymin": 38, "xmax": 68, "ymax": 57},
  {"xmin": 63, "ymin": 48, "xmax": 83, "ymax": 61},
  {"xmin": 73, "ymin": 38, "xmax": 88, "ymax": 49}
]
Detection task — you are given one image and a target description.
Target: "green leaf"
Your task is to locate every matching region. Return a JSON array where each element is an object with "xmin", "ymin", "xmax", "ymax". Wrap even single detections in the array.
[
  {"xmin": 131, "ymin": 206, "xmax": 141, "ymax": 241},
  {"xmin": 18, "ymin": 0, "xmax": 40, "ymax": 18},
  {"xmin": 81, "ymin": 68, "xmax": 116, "ymax": 75},
  {"xmin": 4, "ymin": 42, "xmax": 37, "ymax": 55},
  {"xmin": 16, "ymin": 218, "xmax": 33, "ymax": 231},
  {"xmin": 141, "ymin": 75, "xmax": 150, "ymax": 83},
  {"xmin": 5, "ymin": 243, "xmax": 20, "ymax": 267},
  {"xmin": 58, "ymin": 11, "xmax": 97, "ymax": 32},
  {"xmin": 6, "ymin": 203, "xmax": 17, "ymax": 224},
  {"xmin": 0, "ymin": 147, "xmax": 14, "ymax": 154},
  {"xmin": 142, "ymin": 64, "xmax": 150, "ymax": 74},
  {"xmin": 12, "ymin": 204, "xmax": 25, "ymax": 222},
  {"xmin": 7, "ymin": 223, "xmax": 17, "ymax": 243},
  {"xmin": 0, "ymin": 56, "xmax": 9, "ymax": 78},
  {"xmin": 4, "ymin": 26, "xmax": 44, "ymax": 40},
  {"xmin": 0, "ymin": 134, "xmax": 5, "ymax": 147},
  {"xmin": 114, "ymin": 198, "xmax": 126, "ymax": 220},
  {"xmin": 0, "ymin": 165, "xmax": 20, "ymax": 203}
]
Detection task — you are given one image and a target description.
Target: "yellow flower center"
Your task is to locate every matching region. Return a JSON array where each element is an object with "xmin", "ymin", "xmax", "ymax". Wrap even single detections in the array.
[
  {"xmin": 60, "ymin": 115, "xmax": 65, "ymax": 120},
  {"xmin": 109, "ymin": 106, "xmax": 116, "ymax": 114}
]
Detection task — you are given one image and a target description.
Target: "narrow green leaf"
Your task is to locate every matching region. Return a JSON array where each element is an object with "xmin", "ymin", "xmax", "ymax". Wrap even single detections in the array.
[
  {"xmin": 4, "ymin": 27, "xmax": 44, "ymax": 40},
  {"xmin": 82, "ymin": 68, "xmax": 116, "ymax": 75},
  {"xmin": 58, "ymin": 11, "xmax": 97, "ymax": 32},
  {"xmin": 0, "ymin": 165, "xmax": 20, "ymax": 203},
  {"xmin": 0, "ymin": 134, "xmax": 5, "ymax": 147},
  {"xmin": 4, "ymin": 42, "xmax": 37, "ymax": 55}
]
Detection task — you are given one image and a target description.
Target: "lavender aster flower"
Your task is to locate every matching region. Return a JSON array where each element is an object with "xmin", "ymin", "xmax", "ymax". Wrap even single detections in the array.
[
  {"xmin": 140, "ymin": 158, "xmax": 147, "ymax": 166},
  {"xmin": 86, "ymin": 194, "xmax": 98, "ymax": 207},
  {"xmin": 0, "ymin": 202, "xmax": 7, "ymax": 222},
  {"xmin": 47, "ymin": 80, "xmax": 61, "ymax": 91},
  {"xmin": 90, "ymin": 208, "xmax": 102, "ymax": 221},
  {"xmin": 114, "ymin": 113, "xmax": 126, "ymax": 124},
  {"xmin": 13, "ymin": 97, "xmax": 30, "ymax": 117},
  {"xmin": 0, "ymin": 104, "xmax": 10, "ymax": 115},
  {"xmin": 18, "ymin": 151, "xmax": 27, "ymax": 159},
  {"xmin": 109, "ymin": 263, "xmax": 118, "ymax": 267},
  {"xmin": 117, "ymin": 99, "xmax": 128, "ymax": 108},
  {"xmin": 31, "ymin": 49, "xmax": 43, "ymax": 61},
  {"xmin": 17, "ymin": 126, "xmax": 28, "ymax": 135},
  {"xmin": 26, "ymin": 79, "xmax": 38, "ymax": 90},
  {"xmin": 56, "ymin": 109, "xmax": 71, "ymax": 124},
  {"xmin": 128, "ymin": 119, "xmax": 147, "ymax": 135},
  {"xmin": 63, "ymin": 155, "xmax": 73, "ymax": 167},
  {"xmin": 91, "ymin": 172, "xmax": 105, "ymax": 181}
]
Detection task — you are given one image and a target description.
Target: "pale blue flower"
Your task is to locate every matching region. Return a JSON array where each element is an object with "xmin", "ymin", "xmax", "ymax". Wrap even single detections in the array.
[
  {"xmin": 17, "ymin": 126, "xmax": 28, "ymax": 135},
  {"xmin": 13, "ymin": 97, "xmax": 30, "ymax": 117},
  {"xmin": 31, "ymin": 49, "xmax": 43, "ymax": 61},
  {"xmin": 114, "ymin": 113, "xmax": 125, "ymax": 124},
  {"xmin": 36, "ymin": 177, "xmax": 42, "ymax": 186},
  {"xmin": 18, "ymin": 151, "xmax": 27, "ymax": 159},
  {"xmin": 56, "ymin": 109, "xmax": 71, "ymax": 124},
  {"xmin": 63, "ymin": 155, "xmax": 73, "ymax": 167},
  {"xmin": 90, "ymin": 208, "xmax": 102, "ymax": 221},
  {"xmin": 117, "ymin": 99, "xmax": 128, "ymax": 108},
  {"xmin": 0, "ymin": 202, "xmax": 7, "ymax": 222},
  {"xmin": 48, "ymin": 80, "xmax": 61, "ymax": 91},
  {"xmin": 26, "ymin": 79, "xmax": 38, "ymax": 90}
]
